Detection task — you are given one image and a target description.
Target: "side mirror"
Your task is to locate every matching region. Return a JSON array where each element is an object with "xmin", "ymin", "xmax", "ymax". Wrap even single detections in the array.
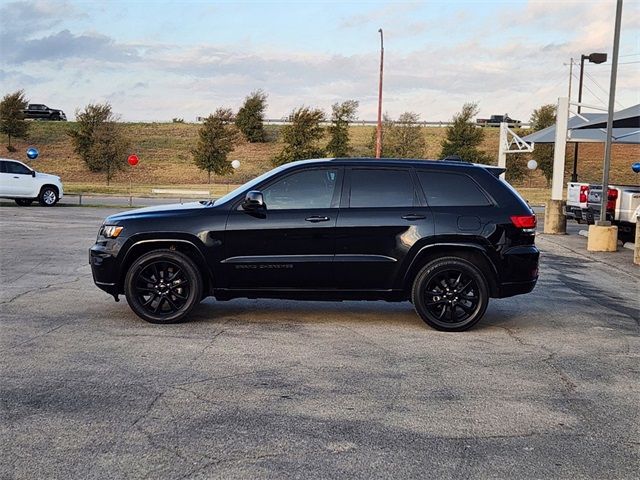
[
  {"xmin": 31, "ymin": 170, "xmax": 36, "ymax": 177},
  {"xmin": 242, "ymin": 190, "xmax": 264, "ymax": 210}
]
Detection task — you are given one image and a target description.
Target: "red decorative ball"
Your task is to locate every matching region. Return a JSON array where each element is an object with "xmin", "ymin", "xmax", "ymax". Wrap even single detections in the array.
[{"xmin": 128, "ymin": 154, "xmax": 139, "ymax": 166}]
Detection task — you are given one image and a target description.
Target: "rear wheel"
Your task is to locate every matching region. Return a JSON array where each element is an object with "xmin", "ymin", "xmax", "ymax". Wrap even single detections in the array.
[
  {"xmin": 38, "ymin": 186, "xmax": 59, "ymax": 206},
  {"xmin": 15, "ymin": 199, "xmax": 33, "ymax": 206},
  {"xmin": 124, "ymin": 249, "xmax": 203, "ymax": 324},
  {"xmin": 412, "ymin": 257, "xmax": 489, "ymax": 331}
]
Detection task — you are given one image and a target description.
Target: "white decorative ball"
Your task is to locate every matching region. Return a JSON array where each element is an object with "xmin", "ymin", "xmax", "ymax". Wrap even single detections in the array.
[
  {"xmin": 527, "ymin": 160, "xmax": 538, "ymax": 170},
  {"xmin": 231, "ymin": 160, "xmax": 241, "ymax": 169}
]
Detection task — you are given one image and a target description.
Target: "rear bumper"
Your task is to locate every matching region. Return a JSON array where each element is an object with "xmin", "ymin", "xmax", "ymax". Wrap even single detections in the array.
[
  {"xmin": 495, "ymin": 245, "xmax": 539, "ymax": 298},
  {"xmin": 564, "ymin": 205, "xmax": 584, "ymax": 220},
  {"xmin": 498, "ymin": 279, "xmax": 537, "ymax": 298}
]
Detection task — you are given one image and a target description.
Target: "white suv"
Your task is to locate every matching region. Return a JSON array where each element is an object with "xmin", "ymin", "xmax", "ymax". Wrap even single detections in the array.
[{"xmin": 0, "ymin": 159, "xmax": 64, "ymax": 206}]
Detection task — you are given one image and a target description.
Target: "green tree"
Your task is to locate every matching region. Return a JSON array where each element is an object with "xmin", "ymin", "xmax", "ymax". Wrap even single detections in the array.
[
  {"xmin": 272, "ymin": 106, "xmax": 325, "ymax": 166},
  {"xmin": 385, "ymin": 112, "xmax": 426, "ymax": 158},
  {"xmin": 68, "ymin": 103, "xmax": 129, "ymax": 183},
  {"xmin": 440, "ymin": 102, "xmax": 491, "ymax": 163},
  {"xmin": 89, "ymin": 123, "xmax": 131, "ymax": 185},
  {"xmin": 68, "ymin": 103, "xmax": 114, "ymax": 171},
  {"xmin": 235, "ymin": 90, "xmax": 268, "ymax": 142},
  {"xmin": 0, "ymin": 90, "xmax": 29, "ymax": 152},
  {"xmin": 192, "ymin": 108, "xmax": 240, "ymax": 183},
  {"xmin": 326, "ymin": 100, "xmax": 358, "ymax": 157},
  {"xmin": 529, "ymin": 104, "xmax": 557, "ymax": 185}
]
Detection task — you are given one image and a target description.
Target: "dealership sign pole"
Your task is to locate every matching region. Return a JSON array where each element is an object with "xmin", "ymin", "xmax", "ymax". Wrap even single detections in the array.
[
  {"xmin": 375, "ymin": 28, "xmax": 384, "ymax": 159},
  {"xmin": 128, "ymin": 154, "xmax": 139, "ymax": 207}
]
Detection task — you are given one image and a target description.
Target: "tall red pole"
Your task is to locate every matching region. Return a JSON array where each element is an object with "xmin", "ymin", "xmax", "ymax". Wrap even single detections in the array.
[{"xmin": 375, "ymin": 28, "xmax": 384, "ymax": 158}]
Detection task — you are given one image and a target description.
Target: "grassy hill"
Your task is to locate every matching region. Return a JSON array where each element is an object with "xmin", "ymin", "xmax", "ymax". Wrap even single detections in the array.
[{"xmin": 2, "ymin": 122, "xmax": 638, "ymax": 196}]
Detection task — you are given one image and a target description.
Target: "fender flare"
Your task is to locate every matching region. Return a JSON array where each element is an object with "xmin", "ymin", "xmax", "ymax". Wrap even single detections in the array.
[{"xmin": 402, "ymin": 242, "xmax": 500, "ymax": 290}]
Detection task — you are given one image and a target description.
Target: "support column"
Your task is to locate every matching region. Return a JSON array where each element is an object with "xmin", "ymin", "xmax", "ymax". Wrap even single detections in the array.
[
  {"xmin": 634, "ymin": 217, "xmax": 640, "ymax": 265},
  {"xmin": 544, "ymin": 97, "xmax": 568, "ymax": 234},
  {"xmin": 498, "ymin": 122, "xmax": 507, "ymax": 180}
]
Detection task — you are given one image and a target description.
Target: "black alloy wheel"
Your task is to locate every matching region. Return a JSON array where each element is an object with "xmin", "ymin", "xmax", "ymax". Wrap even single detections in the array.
[
  {"xmin": 412, "ymin": 257, "xmax": 489, "ymax": 331},
  {"xmin": 125, "ymin": 250, "xmax": 202, "ymax": 323}
]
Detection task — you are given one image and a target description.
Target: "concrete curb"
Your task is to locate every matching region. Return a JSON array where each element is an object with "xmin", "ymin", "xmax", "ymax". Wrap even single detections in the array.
[{"xmin": 577, "ymin": 229, "xmax": 636, "ymax": 250}]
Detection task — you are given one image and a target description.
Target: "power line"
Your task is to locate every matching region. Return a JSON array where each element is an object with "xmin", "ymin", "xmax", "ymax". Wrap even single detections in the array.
[
  {"xmin": 582, "ymin": 69, "xmax": 625, "ymax": 109},
  {"xmin": 572, "ymin": 71, "xmax": 607, "ymax": 106},
  {"xmin": 571, "ymin": 60, "xmax": 625, "ymax": 109}
]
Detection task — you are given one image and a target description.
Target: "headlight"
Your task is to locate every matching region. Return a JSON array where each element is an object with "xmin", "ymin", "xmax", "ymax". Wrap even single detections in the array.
[{"xmin": 102, "ymin": 225, "xmax": 123, "ymax": 238}]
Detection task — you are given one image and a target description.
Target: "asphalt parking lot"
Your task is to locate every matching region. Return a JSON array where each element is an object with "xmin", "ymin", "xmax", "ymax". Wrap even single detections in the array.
[{"xmin": 1, "ymin": 204, "xmax": 638, "ymax": 479}]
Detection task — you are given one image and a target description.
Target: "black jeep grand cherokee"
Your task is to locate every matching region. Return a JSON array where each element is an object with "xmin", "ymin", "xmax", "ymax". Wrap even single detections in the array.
[{"xmin": 90, "ymin": 158, "xmax": 539, "ymax": 331}]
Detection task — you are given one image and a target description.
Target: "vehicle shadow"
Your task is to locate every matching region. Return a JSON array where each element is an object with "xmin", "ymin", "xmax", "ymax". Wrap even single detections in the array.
[
  {"xmin": 187, "ymin": 298, "xmax": 531, "ymax": 331},
  {"xmin": 188, "ymin": 298, "xmax": 425, "ymax": 328}
]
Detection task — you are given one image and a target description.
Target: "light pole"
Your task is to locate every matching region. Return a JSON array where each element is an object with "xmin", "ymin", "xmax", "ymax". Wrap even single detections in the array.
[
  {"xmin": 570, "ymin": 52, "xmax": 607, "ymax": 182},
  {"xmin": 598, "ymin": 0, "xmax": 622, "ymax": 225},
  {"xmin": 375, "ymin": 28, "xmax": 384, "ymax": 158}
]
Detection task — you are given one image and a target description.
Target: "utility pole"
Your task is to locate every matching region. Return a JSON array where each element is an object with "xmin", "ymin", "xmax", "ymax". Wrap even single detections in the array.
[
  {"xmin": 598, "ymin": 0, "xmax": 623, "ymax": 225},
  {"xmin": 568, "ymin": 57, "xmax": 574, "ymax": 102},
  {"xmin": 375, "ymin": 28, "xmax": 384, "ymax": 158}
]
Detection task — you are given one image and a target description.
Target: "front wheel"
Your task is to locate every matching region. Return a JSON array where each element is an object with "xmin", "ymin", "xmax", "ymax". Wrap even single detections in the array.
[
  {"xmin": 15, "ymin": 199, "xmax": 33, "ymax": 206},
  {"xmin": 38, "ymin": 186, "xmax": 59, "ymax": 206},
  {"xmin": 124, "ymin": 249, "xmax": 203, "ymax": 324},
  {"xmin": 411, "ymin": 257, "xmax": 489, "ymax": 332}
]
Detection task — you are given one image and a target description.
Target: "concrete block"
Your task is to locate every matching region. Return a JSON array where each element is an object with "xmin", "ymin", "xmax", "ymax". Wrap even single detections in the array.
[
  {"xmin": 635, "ymin": 220, "xmax": 640, "ymax": 265},
  {"xmin": 587, "ymin": 225, "xmax": 618, "ymax": 252},
  {"xmin": 543, "ymin": 199, "xmax": 566, "ymax": 234}
]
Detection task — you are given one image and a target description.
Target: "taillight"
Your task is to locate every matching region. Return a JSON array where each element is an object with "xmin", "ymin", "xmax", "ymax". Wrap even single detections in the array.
[
  {"xmin": 606, "ymin": 188, "xmax": 618, "ymax": 211},
  {"xmin": 510, "ymin": 215, "xmax": 537, "ymax": 230},
  {"xmin": 579, "ymin": 185, "xmax": 589, "ymax": 203}
]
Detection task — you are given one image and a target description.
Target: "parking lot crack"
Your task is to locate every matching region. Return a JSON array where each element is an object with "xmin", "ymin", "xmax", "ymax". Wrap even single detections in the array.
[{"xmin": 0, "ymin": 276, "xmax": 81, "ymax": 306}]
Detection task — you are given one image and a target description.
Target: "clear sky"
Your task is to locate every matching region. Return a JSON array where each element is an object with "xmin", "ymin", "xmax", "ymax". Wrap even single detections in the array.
[{"xmin": 1, "ymin": 0, "xmax": 638, "ymax": 122}]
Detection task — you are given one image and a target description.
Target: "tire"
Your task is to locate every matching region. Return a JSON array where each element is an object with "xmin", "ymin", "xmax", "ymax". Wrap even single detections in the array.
[
  {"xmin": 15, "ymin": 199, "xmax": 33, "ymax": 206},
  {"xmin": 38, "ymin": 186, "xmax": 59, "ymax": 206},
  {"xmin": 124, "ymin": 249, "xmax": 203, "ymax": 324},
  {"xmin": 411, "ymin": 256, "xmax": 489, "ymax": 332}
]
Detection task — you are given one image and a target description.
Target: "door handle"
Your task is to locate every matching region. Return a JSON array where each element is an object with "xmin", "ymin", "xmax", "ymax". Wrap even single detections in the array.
[
  {"xmin": 13, "ymin": 176, "xmax": 20, "ymax": 179},
  {"xmin": 305, "ymin": 215, "xmax": 330, "ymax": 223},
  {"xmin": 401, "ymin": 214, "xmax": 426, "ymax": 221}
]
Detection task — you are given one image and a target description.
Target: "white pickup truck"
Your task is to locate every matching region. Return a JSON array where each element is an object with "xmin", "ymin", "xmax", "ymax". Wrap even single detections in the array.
[
  {"xmin": 0, "ymin": 158, "xmax": 64, "ymax": 206},
  {"xmin": 565, "ymin": 181, "xmax": 590, "ymax": 223},
  {"xmin": 585, "ymin": 184, "xmax": 640, "ymax": 242}
]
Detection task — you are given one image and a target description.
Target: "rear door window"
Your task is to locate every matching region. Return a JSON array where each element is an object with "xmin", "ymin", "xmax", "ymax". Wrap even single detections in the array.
[
  {"xmin": 349, "ymin": 169, "xmax": 414, "ymax": 208},
  {"xmin": 417, "ymin": 171, "xmax": 491, "ymax": 206}
]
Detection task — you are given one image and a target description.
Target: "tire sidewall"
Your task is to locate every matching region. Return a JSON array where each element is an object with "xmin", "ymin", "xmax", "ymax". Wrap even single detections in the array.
[
  {"xmin": 412, "ymin": 257, "xmax": 489, "ymax": 332},
  {"xmin": 38, "ymin": 186, "xmax": 58, "ymax": 206},
  {"xmin": 124, "ymin": 250, "xmax": 202, "ymax": 324}
]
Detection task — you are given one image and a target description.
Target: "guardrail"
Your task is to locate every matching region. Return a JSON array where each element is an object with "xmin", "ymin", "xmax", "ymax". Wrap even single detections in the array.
[{"xmin": 62, "ymin": 191, "xmax": 212, "ymax": 207}]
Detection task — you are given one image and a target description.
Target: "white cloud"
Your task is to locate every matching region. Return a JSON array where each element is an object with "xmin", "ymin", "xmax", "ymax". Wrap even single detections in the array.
[{"xmin": 1, "ymin": 0, "xmax": 638, "ymax": 122}]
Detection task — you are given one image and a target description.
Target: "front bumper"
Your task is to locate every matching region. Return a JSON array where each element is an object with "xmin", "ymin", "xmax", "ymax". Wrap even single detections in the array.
[{"xmin": 90, "ymin": 245, "xmax": 119, "ymax": 296}]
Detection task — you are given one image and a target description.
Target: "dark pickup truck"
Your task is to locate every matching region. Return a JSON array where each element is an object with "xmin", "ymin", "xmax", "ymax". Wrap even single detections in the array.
[
  {"xmin": 476, "ymin": 114, "xmax": 521, "ymax": 127},
  {"xmin": 23, "ymin": 104, "xmax": 67, "ymax": 121}
]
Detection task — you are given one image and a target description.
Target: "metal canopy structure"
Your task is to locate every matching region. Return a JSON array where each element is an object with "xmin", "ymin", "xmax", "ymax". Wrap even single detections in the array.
[{"xmin": 521, "ymin": 104, "xmax": 640, "ymax": 145}]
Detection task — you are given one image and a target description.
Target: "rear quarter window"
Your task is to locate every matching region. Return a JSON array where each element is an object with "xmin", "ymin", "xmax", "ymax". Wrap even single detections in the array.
[{"xmin": 417, "ymin": 171, "xmax": 491, "ymax": 207}]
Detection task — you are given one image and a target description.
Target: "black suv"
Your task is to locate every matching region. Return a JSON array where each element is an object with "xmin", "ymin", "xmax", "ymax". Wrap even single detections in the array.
[
  {"xmin": 23, "ymin": 104, "xmax": 67, "ymax": 121},
  {"xmin": 90, "ymin": 158, "xmax": 539, "ymax": 331}
]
